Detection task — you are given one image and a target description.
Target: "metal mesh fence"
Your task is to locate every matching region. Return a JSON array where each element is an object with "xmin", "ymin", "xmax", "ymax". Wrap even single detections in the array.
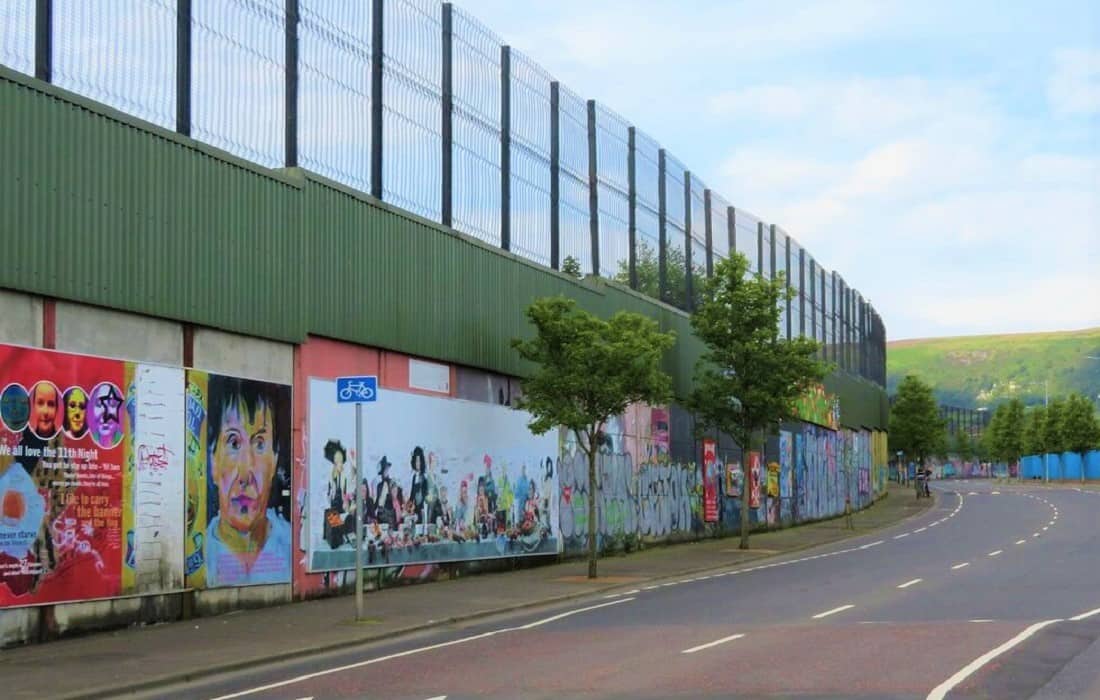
[
  {"xmin": 558, "ymin": 84, "xmax": 590, "ymax": 273},
  {"xmin": 596, "ymin": 104, "xmax": 629, "ymax": 280},
  {"xmin": 52, "ymin": 0, "xmax": 176, "ymax": 129},
  {"xmin": 383, "ymin": 0, "xmax": 441, "ymax": 221},
  {"xmin": 298, "ymin": 0, "xmax": 372, "ymax": 193},
  {"xmin": 191, "ymin": 0, "xmax": 284, "ymax": 167},
  {"xmin": 0, "ymin": 0, "xmax": 36, "ymax": 76},
  {"xmin": 508, "ymin": 49, "xmax": 551, "ymax": 266},
  {"xmin": 451, "ymin": 7, "xmax": 500, "ymax": 246},
  {"xmin": 0, "ymin": 0, "xmax": 888, "ymax": 383}
]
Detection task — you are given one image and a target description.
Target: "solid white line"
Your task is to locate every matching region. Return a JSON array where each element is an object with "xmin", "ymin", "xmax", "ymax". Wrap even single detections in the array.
[
  {"xmin": 681, "ymin": 633, "xmax": 746, "ymax": 654},
  {"xmin": 894, "ymin": 533, "xmax": 910, "ymax": 539},
  {"xmin": 209, "ymin": 597, "xmax": 634, "ymax": 699},
  {"xmin": 988, "ymin": 550, "xmax": 1003, "ymax": 557},
  {"xmin": 425, "ymin": 696, "xmax": 447, "ymax": 700},
  {"xmin": 1016, "ymin": 539, "xmax": 1027, "ymax": 545},
  {"xmin": 926, "ymin": 620, "xmax": 1062, "ymax": 700},
  {"xmin": 642, "ymin": 585, "xmax": 660, "ymax": 590},
  {"xmin": 623, "ymin": 589, "xmax": 640, "ymax": 595},
  {"xmin": 1070, "ymin": 607, "xmax": 1100, "ymax": 622},
  {"xmin": 812, "ymin": 604, "xmax": 855, "ymax": 619},
  {"xmin": 969, "ymin": 619, "xmax": 994, "ymax": 623},
  {"xmin": 952, "ymin": 562, "xmax": 970, "ymax": 570},
  {"xmin": 898, "ymin": 578, "xmax": 923, "ymax": 589}
]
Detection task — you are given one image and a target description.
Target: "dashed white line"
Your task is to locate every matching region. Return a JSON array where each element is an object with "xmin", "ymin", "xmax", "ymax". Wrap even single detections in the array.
[
  {"xmin": 1033, "ymin": 533, "xmax": 1041, "ymax": 538},
  {"xmin": 952, "ymin": 562, "xmax": 970, "ymax": 570},
  {"xmin": 969, "ymin": 619, "xmax": 994, "ymax": 623},
  {"xmin": 1016, "ymin": 539, "xmax": 1027, "ymax": 545},
  {"xmin": 1070, "ymin": 608, "xmax": 1100, "ymax": 622},
  {"xmin": 681, "ymin": 633, "xmax": 746, "ymax": 654},
  {"xmin": 860, "ymin": 540, "xmax": 884, "ymax": 549},
  {"xmin": 894, "ymin": 533, "xmax": 910, "ymax": 539},
  {"xmin": 623, "ymin": 589, "xmax": 640, "ymax": 595},
  {"xmin": 812, "ymin": 604, "xmax": 855, "ymax": 619},
  {"xmin": 898, "ymin": 578, "xmax": 923, "ymax": 589},
  {"xmin": 988, "ymin": 550, "xmax": 1002, "ymax": 557},
  {"xmin": 1042, "ymin": 526, "xmax": 1049, "ymax": 531},
  {"xmin": 915, "ymin": 527, "xmax": 927, "ymax": 533}
]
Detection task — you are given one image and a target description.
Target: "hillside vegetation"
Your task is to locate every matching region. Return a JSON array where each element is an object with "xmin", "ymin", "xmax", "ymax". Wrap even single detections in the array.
[{"xmin": 886, "ymin": 328, "xmax": 1100, "ymax": 408}]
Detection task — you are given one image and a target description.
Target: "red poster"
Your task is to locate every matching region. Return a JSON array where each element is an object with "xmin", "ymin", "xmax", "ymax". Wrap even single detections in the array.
[
  {"xmin": 702, "ymin": 439, "xmax": 718, "ymax": 523},
  {"xmin": 0, "ymin": 346, "xmax": 125, "ymax": 606},
  {"xmin": 748, "ymin": 451, "xmax": 762, "ymax": 509}
]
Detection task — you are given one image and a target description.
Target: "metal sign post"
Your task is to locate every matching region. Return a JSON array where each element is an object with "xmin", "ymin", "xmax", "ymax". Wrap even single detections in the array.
[{"xmin": 336, "ymin": 375, "xmax": 378, "ymax": 622}]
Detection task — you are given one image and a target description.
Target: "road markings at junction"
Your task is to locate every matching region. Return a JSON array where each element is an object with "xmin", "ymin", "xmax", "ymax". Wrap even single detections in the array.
[
  {"xmin": 898, "ymin": 578, "xmax": 923, "ymax": 589},
  {"xmin": 951, "ymin": 562, "xmax": 970, "ymax": 570},
  {"xmin": 1016, "ymin": 539, "xmax": 1027, "ymax": 545},
  {"xmin": 812, "ymin": 604, "xmax": 855, "ymax": 619},
  {"xmin": 859, "ymin": 540, "xmax": 884, "ymax": 549},
  {"xmin": 1033, "ymin": 533, "xmax": 1041, "ymax": 538},
  {"xmin": 1070, "ymin": 607, "xmax": 1100, "ymax": 622},
  {"xmin": 681, "ymin": 633, "xmax": 746, "ymax": 654},
  {"xmin": 518, "ymin": 598, "xmax": 637, "ymax": 629},
  {"xmin": 988, "ymin": 550, "xmax": 1002, "ymax": 557},
  {"xmin": 969, "ymin": 619, "xmax": 993, "ymax": 623},
  {"xmin": 927, "ymin": 619, "xmax": 1062, "ymax": 700}
]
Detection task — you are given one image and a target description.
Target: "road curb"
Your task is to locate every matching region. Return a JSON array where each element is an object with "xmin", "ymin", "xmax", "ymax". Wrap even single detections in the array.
[{"xmin": 60, "ymin": 490, "xmax": 934, "ymax": 700}]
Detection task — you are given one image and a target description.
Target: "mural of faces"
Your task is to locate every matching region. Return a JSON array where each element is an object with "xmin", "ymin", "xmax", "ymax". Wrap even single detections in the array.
[
  {"xmin": 0, "ymin": 383, "xmax": 30, "ymax": 432},
  {"xmin": 87, "ymin": 382, "xmax": 124, "ymax": 448},
  {"xmin": 212, "ymin": 394, "xmax": 278, "ymax": 537},
  {"xmin": 29, "ymin": 381, "xmax": 61, "ymax": 439},
  {"xmin": 62, "ymin": 387, "xmax": 88, "ymax": 439}
]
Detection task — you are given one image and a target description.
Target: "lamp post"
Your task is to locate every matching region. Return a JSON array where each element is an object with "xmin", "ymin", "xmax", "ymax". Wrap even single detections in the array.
[{"xmin": 896, "ymin": 450, "xmax": 904, "ymax": 484}]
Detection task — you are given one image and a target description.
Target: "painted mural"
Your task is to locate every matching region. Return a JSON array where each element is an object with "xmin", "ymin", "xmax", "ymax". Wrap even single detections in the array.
[
  {"xmin": 793, "ymin": 383, "xmax": 840, "ymax": 430},
  {"xmin": 307, "ymin": 381, "xmax": 559, "ymax": 570},
  {"xmin": 184, "ymin": 371, "xmax": 293, "ymax": 589},
  {"xmin": 0, "ymin": 344, "xmax": 185, "ymax": 607}
]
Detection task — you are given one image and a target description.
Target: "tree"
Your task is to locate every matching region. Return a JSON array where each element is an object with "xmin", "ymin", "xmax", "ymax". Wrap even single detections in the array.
[
  {"xmin": 1042, "ymin": 398, "xmax": 1066, "ymax": 481},
  {"xmin": 991, "ymin": 399, "xmax": 1026, "ymax": 474},
  {"xmin": 889, "ymin": 375, "xmax": 946, "ymax": 475},
  {"xmin": 561, "ymin": 256, "xmax": 584, "ymax": 279},
  {"xmin": 614, "ymin": 241, "xmax": 706, "ymax": 310},
  {"xmin": 688, "ymin": 253, "xmax": 827, "ymax": 549},
  {"xmin": 1061, "ymin": 393, "xmax": 1100, "ymax": 483},
  {"xmin": 956, "ymin": 429, "xmax": 974, "ymax": 462},
  {"xmin": 1022, "ymin": 405, "xmax": 1045, "ymax": 457},
  {"xmin": 512, "ymin": 296, "xmax": 674, "ymax": 578}
]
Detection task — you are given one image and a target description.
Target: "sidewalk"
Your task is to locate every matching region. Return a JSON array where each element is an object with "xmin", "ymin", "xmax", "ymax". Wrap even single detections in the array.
[{"xmin": 3, "ymin": 485, "xmax": 931, "ymax": 700}]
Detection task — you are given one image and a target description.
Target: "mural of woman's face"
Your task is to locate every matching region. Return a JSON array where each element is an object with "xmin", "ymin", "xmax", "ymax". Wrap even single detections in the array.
[
  {"xmin": 89, "ymin": 382, "xmax": 123, "ymax": 446},
  {"xmin": 333, "ymin": 450, "xmax": 344, "ymax": 470},
  {"xmin": 213, "ymin": 397, "xmax": 277, "ymax": 536},
  {"xmin": 64, "ymin": 388, "xmax": 87, "ymax": 436}
]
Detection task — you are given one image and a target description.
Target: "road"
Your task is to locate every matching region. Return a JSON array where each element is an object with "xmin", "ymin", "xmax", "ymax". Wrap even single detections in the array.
[{"xmin": 143, "ymin": 482, "xmax": 1100, "ymax": 700}]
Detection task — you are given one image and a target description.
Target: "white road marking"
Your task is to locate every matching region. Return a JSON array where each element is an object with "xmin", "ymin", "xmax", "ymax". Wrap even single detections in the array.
[
  {"xmin": 603, "ymin": 593, "xmax": 622, "ymax": 598},
  {"xmin": 1070, "ymin": 607, "xmax": 1100, "ymax": 622},
  {"xmin": 969, "ymin": 619, "xmax": 994, "ymax": 623},
  {"xmin": 519, "ymin": 598, "xmax": 637, "ymax": 629},
  {"xmin": 642, "ymin": 585, "xmax": 660, "ymax": 590},
  {"xmin": 898, "ymin": 578, "xmax": 923, "ymax": 589},
  {"xmin": 992, "ymin": 491, "xmax": 1000, "ymax": 495},
  {"xmin": 860, "ymin": 540, "xmax": 884, "ymax": 549},
  {"xmin": 952, "ymin": 562, "xmax": 970, "ymax": 570},
  {"xmin": 915, "ymin": 527, "xmax": 927, "ymax": 533},
  {"xmin": 927, "ymin": 620, "xmax": 1062, "ymax": 700},
  {"xmin": 1016, "ymin": 539, "xmax": 1027, "ymax": 545},
  {"xmin": 1033, "ymin": 533, "xmax": 1041, "ymax": 538},
  {"xmin": 894, "ymin": 533, "xmax": 910, "ymax": 539},
  {"xmin": 697, "ymin": 576, "xmax": 711, "ymax": 580},
  {"xmin": 988, "ymin": 550, "xmax": 1002, "ymax": 557},
  {"xmin": 623, "ymin": 589, "xmax": 640, "ymax": 595},
  {"xmin": 812, "ymin": 604, "xmax": 855, "ymax": 619},
  {"xmin": 1043, "ymin": 526, "xmax": 1048, "ymax": 531},
  {"xmin": 681, "ymin": 633, "xmax": 746, "ymax": 654},
  {"xmin": 425, "ymin": 697, "xmax": 447, "ymax": 700},
  {"xmin": 661, "ymin": 582, "xmax": 677, "ymax": 587}
]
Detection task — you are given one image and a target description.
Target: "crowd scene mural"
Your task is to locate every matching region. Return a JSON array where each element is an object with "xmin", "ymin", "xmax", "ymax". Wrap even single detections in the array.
[{"xmin": 0, "ymin": 341, "xmax": 888, "ymax": 610}]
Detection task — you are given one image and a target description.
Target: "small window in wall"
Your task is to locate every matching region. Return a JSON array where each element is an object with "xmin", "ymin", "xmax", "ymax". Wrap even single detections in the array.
[{"xmin": 409, "ymin": 358, "xmax": 450, "ymax": 394}]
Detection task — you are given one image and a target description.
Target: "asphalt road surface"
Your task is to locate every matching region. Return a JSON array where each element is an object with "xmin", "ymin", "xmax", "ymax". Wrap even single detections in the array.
[{"xmin": 144, "ymin": 481, "xmax": 1100, "ymax": 700}]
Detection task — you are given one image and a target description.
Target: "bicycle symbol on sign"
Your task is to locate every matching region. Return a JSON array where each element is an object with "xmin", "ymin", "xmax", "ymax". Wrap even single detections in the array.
[{"xmin": 338, "ymin": 380, "xmax": 375, "ymax": 402}]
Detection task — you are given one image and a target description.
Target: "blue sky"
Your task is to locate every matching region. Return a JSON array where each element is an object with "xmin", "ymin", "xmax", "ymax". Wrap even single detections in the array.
[{"xmin": 461, "ymin": 0, "xmax": 1099, "ymax": 340}]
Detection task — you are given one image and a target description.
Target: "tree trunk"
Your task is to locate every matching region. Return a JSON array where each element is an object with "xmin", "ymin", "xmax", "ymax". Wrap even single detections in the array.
[
  {"xmin": 739, "ymin": 433, "xmax": 752, "ymax": 550},
  {"xmin": 587, "ymin": 440, "xmax": 598, "ymax": 579}
]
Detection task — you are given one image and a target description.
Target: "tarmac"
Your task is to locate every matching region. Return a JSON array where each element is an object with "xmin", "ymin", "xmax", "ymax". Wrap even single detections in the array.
[{"xmin": 2, "ymin": 484, "xmax": 931, "ymax": 700}]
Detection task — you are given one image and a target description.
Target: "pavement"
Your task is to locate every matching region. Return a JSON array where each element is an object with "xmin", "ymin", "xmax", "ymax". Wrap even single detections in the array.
[{"xmin": 3, "ymin": 484, "xmax": 932, "ymax": 700}]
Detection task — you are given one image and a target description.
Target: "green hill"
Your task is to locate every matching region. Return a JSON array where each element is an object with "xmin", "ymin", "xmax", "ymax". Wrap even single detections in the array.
[{"xmin": 886, "ymin": 328, "xmax": 1100, "ymax": 409}]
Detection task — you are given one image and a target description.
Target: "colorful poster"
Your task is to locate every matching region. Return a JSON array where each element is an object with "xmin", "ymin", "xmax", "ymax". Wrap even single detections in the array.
[
  {"xmin": 0, "ymin": 345, "xmax": 185, "ymax": 607},
  {"xmin": 726, "ymin": 462, "xmax": 742, "ymax": 496},
  {"xmin": 748, "ymin": 452, "xmax": 761, "ymax": 509},
  {"xmin": 307, "ymin": 381, "xmax": 559, "ymax": 571},
  {"xmin": 702, "ymin": 439, "xmax": 718, "ymax": 523},
  {"xmin": 184, "ymin": 371, "xmax": 292, "ymax": 589}
]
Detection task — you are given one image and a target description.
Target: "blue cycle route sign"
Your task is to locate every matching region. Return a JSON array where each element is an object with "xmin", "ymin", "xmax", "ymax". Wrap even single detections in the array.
[{"xmin": 335, "ymin": 375, "xmax": 378, "ymax": 404}]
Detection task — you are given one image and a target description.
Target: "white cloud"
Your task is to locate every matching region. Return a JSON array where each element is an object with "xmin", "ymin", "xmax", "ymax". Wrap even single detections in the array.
[{"xmin": 1047, "ymin": 48, "xmax": 1100, "ymax": 116}]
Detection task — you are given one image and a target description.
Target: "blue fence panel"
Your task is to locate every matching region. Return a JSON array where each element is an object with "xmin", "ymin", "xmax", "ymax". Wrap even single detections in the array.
[
  {"xmin": 1062, "ymin": 452, "xmax": 1083, "ymax": 481},
  {"xmin": 1087, "ymin": 450, "xmax": 1100, "ymax": 480}
]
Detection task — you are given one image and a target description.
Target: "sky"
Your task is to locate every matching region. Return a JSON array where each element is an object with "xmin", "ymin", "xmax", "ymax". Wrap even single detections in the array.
[{"xmin": 459, "ymin": 0, "xmax": 1100, "ymax": 341}]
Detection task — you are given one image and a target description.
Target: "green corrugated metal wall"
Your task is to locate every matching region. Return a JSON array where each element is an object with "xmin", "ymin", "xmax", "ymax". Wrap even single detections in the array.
[{"xmin": 0, "ymin": 66, "xmax": 886, "ymax": 430}]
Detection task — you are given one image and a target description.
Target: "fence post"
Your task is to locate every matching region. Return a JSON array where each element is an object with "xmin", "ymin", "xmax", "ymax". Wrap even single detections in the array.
[
  {"xmin": 35, "ymin": 0, "xmax": 51, "ymax": 82},
  {"xmin": 284, "ymin": 0, "xmax": 299, "ymax": 167},
  {"xmin": 658, "ymin": 149, "xmax": 668, "ymax": 302},
  {"xmin": 500, "ymin": 46, "xmax": 511, "ymax": 251},
  {"xmin": 587, "ymin": 100, "xmax": 599, "ymax": 276},
  {"xmin": 441, "ymin": 3, "xmax": 453, "ymax": 227},
  {"xmin": 176, "ymin": 0, "xmax": 191, "ymax": 135},
  {"xmin": 728, "ymin": 207, "xmax": 736, "ymax": 263},
  {"xmin": 370, "ymin": 0, "xmax": 384, "ymax": 200},
  {"xmin": 756, "ymin": 221, "xmax": 764, "ymax": 277},
  {"xmin": 684, "ymin": 171, "xmax": 693, "ymax": 310},
  {"xmin": 627, "ymin": 126, "xmax": 637, "ymax": 289},
  {"xmin": 704, "ymin": 188, "xmax": 713, "ymax": 278},
  {"xmin": 549, "ymin": 81, "xmax": 560, "ymax": 270},
  {"xmin": 785, "ymin": 234, "xmax": 792, "ymax": 339}
]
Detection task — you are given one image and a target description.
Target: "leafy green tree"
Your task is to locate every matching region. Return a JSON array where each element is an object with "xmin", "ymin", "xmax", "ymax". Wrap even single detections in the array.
[
  {"xmin": 1042, "ymin": 398, "xmax": 1066, "ymax": 481},
  {"xmin": 1061, "ymin": 393, "xmax": 1100, "ymax": 483},
  {"xmin": 615, "ymin": 241, "xmax": 706, "ymax": 310},
  {"xmin": 889, "ymin": 375, "xmax": 946, "ymax": 474},
  {"xmin": 1022, "ymin": 405, "xmax": 1045, "ymax": 457},
  {"xmin": 561, "ymin": 255, "xmax": 584, "ymax": 279},
  {"xmin": 687, "ymin": 252, "xmax": 827, "ymax": 549},
  {"xmin": 990, "ymin": 398, "xmax": 1026, "ymax": 473},
  {"xmin": 512, "ymin": 296, "xmax": 674, "ymax": 578},
  {"xmin": 956, "ymin": 429, "xmax": 974, "ymax": 462}
]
